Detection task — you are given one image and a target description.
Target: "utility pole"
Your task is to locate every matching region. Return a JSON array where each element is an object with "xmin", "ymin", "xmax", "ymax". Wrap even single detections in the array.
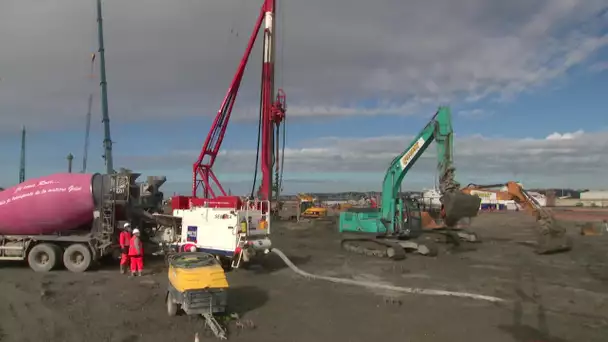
[
  {"xmin": 67, "ymin": 153, "xmax": 74, "ymax": 173},
  {"xmin": 96, "ymin": 0, "xmax": 113, "ymax": 174},
  {"xmin": 19, "ymin": 125, "xmax": 25, "ymax": 183}
]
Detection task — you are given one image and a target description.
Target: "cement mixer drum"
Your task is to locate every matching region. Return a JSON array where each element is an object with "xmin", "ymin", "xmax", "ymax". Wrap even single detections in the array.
[{"xmin": 0, "ymin": 173, "xmax": 112, "ymax": 235}]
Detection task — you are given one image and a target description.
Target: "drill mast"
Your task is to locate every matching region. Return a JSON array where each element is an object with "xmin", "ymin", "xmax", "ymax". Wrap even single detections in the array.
[{"xmin": 192, "ymin": 0, "xmax": 286, "ymax": 201}]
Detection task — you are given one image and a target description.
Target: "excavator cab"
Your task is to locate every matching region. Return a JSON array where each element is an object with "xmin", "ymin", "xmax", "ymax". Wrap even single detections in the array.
[{"xmin": 398, "ymin": 197, "xmax": 423, "ymax": 237}]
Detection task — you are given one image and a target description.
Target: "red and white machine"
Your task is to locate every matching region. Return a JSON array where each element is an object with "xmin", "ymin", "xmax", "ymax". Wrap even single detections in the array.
[
  {"xmin": 168, "ymin": 0, "xmax": 286, "ymax": 268},
  {"xmin": 171, "ymin": 197, "xmax": 273, "ymax": 268}
]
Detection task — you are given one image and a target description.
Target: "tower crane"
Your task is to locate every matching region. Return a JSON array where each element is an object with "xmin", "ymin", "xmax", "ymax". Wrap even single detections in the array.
[{"xmin": 95, "ymin": 0, "xmax": 114, "ymax": 174}]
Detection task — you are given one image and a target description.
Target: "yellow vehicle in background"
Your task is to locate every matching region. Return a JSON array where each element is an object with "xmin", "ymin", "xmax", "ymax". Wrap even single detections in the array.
[
  {"xmin": 166, "ymin": 252, "xmax": 229, "ymax": 338},
  {"xmin": 298, "ymin": 193, "xmax": 328, "ymax": 218},
  {"xmin": 276, "ymin": 193, "xmax": 328, "ymax": 221}
]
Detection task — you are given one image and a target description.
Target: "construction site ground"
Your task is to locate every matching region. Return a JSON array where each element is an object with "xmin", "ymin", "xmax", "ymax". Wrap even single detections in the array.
[{"xmin": 1, "ymin": 210, "xmax": 607, "ymax": 342}]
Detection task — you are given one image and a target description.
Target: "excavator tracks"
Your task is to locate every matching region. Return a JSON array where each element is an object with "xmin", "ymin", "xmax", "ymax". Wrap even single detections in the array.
[
  {"xmin": 340, "ymin": 238, "xmax": 407, "ymax": 260},
  {"xmin": 340, "ymin": 231, "xmax": 481, "ymax": 260}
]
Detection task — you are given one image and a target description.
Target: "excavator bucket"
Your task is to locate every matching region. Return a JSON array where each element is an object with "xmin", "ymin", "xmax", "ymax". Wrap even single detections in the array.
[
  {"xmin": 441, "ymin": 192, "xmax": 482, "ymax": 227},
  {"xmin": 536, "ymin": 217, "xmax": 572, "ymax": 254}
]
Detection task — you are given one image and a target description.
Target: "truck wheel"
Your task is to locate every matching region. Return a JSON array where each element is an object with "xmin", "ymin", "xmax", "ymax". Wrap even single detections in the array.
[
  {"xmin": 166, "ymin": 292, "xmax": 178, "ymax": 316},
  {"xmin": 63, "ymin": 244, "xmax": 92, "ymax": 273},
  {"xmin": 28, "ymin": 243, "xmax": 60, "ymax": 272}
]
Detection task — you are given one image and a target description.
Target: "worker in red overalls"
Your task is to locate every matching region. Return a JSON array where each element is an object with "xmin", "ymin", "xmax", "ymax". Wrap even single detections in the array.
[
  {"xmin": 119, "ymin": 223, "xmax": 132, "ymax": 274},
  {"xmin": 128, "ymin": 228, "xmax": 144, "ymax": 276}
]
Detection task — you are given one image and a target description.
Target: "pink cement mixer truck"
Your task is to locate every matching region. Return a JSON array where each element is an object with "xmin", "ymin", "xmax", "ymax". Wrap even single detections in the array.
[{"xmin": 0, "ymin": 171, "xmax": 166, "ymax": 272}]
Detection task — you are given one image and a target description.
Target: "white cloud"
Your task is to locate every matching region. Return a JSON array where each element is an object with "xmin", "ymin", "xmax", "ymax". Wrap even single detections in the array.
[
  {"xmin": 457, "ymin": 109, "xmax": 492, "ymax": 119},
  {"xmin": 117, "ymin": 129, "xmax": 608, "ymax": 192},
  {"xmin": 0, "ymin": 0, "xmax": 607, "ymax": 130},
  {"xmin": 545, "ymin": 130, "xmax": 585, "ymax": 140}
]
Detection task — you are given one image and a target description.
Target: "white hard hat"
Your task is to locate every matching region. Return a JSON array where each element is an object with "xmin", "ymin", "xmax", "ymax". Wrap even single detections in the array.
[
  {"xmin": 123, "ymin": 222, "xmax": 131, "ymax": 228},
  {"xmin": 132, "ymin": 228, "xmax": 140, "ymax": 234}
]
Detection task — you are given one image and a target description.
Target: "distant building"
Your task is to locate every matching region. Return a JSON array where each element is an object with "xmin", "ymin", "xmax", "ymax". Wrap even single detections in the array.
[
  {"xmin": 580, "ymin": 191, "xmax": 608, "ymax": 200},
  {"xmin": 421, "ymin": 185, "xmax": 551, "ymax": 211},
  {"xmin": 324, "ymin": 200, "xmax": 350, "ymax": 206},
  {"xmin": 420, "ymin": 188, "xmax": 442, "ymax": 209},
  {"xmin": 577, "ymin": 191, "xmax": 608, "ymax": 207}
]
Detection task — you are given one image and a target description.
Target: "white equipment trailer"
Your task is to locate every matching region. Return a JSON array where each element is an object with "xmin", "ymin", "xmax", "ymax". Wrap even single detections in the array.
[{"xmin": 153, "ymin": 197, "xmax": 272, "ymax": 269}]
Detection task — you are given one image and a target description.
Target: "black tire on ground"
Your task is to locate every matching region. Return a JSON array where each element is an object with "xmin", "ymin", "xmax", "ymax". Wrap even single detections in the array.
[
  {"xmin": 166, "ymin": 292, "xmax": 178, "ymax": 317},
  {"xmin": 28, "ymin": 243, "xmax": 61, "ymax": 272},
  {"xmin": 63, "ymin": 244, "xmax": 92, "ymax": 273}
]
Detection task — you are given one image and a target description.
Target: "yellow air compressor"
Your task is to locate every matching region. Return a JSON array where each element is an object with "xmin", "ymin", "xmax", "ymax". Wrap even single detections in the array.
[{"xmin": 166, "ymin": 252, "xmax": 229, "ymax": 317}]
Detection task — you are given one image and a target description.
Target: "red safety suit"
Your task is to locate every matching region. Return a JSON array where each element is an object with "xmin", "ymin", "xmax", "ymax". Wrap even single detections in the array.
[
  {"xmin": 128, "ymin": 235, "xmax": 144, "ymax": 272},
  {"xmin": 119, "ymin": 230, "xmax": 131, "ymax": 266}
]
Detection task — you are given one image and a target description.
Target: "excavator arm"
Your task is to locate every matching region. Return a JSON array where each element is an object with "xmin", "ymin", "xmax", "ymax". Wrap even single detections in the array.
[
  {"xmin": 338, "ymin": 106, "xmax": 480, "ymax": 259},
  {"xmin": 380, "ymin": 106, "xmax": 480, "ymax": 232},
  {"xmin": 463, "ymin": 182, "xmax": 572, "ymax": 254}
]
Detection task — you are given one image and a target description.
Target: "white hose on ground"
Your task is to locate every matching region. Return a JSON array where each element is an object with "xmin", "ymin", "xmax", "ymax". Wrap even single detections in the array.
[{"xmin": 270, "ymin": 248, "xmax": 506, "ymax": 304}]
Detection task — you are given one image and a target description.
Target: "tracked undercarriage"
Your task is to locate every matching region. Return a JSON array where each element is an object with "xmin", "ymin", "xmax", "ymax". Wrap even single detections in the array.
[{"xmin": 340, "ymin": 228, "xmax": 480, "ymax": 260}]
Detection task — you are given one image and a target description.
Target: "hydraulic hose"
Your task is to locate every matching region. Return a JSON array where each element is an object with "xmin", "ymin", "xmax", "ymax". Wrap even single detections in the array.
[
  {"xmin": 270, "ymin": 248, "xmax": 506, "ymax": 304},
  {"xmin": 250, "ymin": 37, "xmax": 265, "ymax": 199}
]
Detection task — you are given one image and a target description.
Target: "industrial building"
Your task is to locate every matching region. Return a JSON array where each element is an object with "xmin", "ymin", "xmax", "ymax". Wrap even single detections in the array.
[
  {"xmin": 578, "ymin": 191, "xmax": 608, "ymax": 207},
  {"xmin": 580, "ymin": 191, "xmax": 608, "ymax": 200}
]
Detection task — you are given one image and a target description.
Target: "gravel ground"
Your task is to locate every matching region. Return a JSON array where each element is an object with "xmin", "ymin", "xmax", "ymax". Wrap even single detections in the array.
[{"xmin": 1, "ymin": 211, "xmax": 607, "ymax": 342}]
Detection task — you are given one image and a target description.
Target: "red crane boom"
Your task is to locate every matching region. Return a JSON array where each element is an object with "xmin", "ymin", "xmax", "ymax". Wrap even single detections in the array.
[{"xmin": 192, "ymin": 0, "xmax": 285, "ymax": 202}]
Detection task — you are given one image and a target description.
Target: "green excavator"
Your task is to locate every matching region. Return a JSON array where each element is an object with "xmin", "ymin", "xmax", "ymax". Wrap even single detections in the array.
[{"xmin": 339, "ymin": 106, "xmax": 482, "ymax": 259}]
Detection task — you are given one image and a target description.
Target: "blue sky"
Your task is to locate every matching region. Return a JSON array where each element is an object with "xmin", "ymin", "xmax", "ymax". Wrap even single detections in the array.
[{"xmin": 1, "ymin": 0, "xmax": 607, "ymax": 195}]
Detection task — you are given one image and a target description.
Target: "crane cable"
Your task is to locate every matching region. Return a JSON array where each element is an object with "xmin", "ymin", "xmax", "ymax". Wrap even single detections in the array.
[
  {"xmin": 278, "ymin": 117, "xmax": 286, "ymax": 198},
  {"xmin": 276, "ymin": 0, "xmax": 286, "ymax": 202}
]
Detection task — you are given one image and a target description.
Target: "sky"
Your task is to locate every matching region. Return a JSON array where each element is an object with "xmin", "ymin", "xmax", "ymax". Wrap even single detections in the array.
[{"xmin": 0, "ymin": 0, "xmax": 607, "ymax": 195}]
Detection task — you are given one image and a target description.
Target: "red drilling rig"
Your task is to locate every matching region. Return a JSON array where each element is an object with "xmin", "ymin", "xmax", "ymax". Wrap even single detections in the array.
[
  {"xmin": 167, "ymin": 0, "xmax": 287, "ymax": 268},
  {"xmin": 172, "ymin": 0, "xmax": 286, "ymax": 210}
]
